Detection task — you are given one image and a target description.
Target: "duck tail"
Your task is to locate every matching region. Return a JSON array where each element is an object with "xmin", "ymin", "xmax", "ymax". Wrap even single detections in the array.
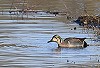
[{"xmin": 84, "ymin": 41, "xmax": 89, "ymax": 48}]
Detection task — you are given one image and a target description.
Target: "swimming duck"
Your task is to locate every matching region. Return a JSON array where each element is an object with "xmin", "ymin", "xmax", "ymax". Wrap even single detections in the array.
[{"xmin": 48, "ymin": 35, "xmax": 88, "ymax": 48}]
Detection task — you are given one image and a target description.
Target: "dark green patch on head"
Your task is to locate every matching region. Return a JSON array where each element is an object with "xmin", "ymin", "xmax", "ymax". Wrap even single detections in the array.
[{"xmin": 53, "ymin": 35, "xmax": 61, "ymax": 39}]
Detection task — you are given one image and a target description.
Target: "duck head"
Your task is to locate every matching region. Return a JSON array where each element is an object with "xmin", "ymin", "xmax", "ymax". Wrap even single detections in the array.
[{"xmin": 48, "ymin": 35, "xmax": 63, "ymax": 44}]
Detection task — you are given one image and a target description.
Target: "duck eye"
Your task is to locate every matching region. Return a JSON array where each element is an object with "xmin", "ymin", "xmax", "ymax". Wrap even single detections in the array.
[{"xmin": 54, "ymin": 36, "xmax": 58, "ymax": 39}]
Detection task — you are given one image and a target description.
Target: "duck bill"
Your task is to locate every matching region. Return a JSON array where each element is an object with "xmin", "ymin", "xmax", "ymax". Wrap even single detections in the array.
[{"xmin": 47, "ymin": 39, "xmax": 52, "ymax": 43}]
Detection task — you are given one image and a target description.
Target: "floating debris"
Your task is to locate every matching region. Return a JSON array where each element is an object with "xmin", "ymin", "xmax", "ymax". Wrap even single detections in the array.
[
  {"xmin": 17, "ymin": 45, "xmax": 39, "ymax": 48},
  {"xmin": 98, "ymin": 60, "xmax": 99, "ymax": 62},
  {"xmin": 74, "ymin": 27, "xmax": 76, "ymax": 30},
  {"xmin": 67, "ymin": 60, "xmax": 69, "ymax": 62},
  {"xmin": 0, "ymin": 43, "xmax": 16, "ymax": 47}
]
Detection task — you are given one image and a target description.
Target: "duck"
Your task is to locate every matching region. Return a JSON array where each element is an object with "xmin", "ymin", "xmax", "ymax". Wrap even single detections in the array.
[{"xmin": 48, "ymin": 35, "xmax": 88, "ymax": 48}]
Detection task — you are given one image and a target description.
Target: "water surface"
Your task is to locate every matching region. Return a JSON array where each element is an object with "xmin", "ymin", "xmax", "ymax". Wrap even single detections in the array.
[
  {"xmin": 0, "ymin": 12, "xmax": 100, "ymax": 68},
  {"xmin": 0, "ymin": 0, "xmax": 100, "ymax": 68}
]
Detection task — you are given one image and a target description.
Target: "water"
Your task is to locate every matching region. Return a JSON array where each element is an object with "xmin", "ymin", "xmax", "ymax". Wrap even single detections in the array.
[
  {"xmin": 0, "ymin": 0, "xmax": 100, "ymax": 68},
  {"xmin": 0, "ymin": 12, "xmax": 100, "ymax": 68}
]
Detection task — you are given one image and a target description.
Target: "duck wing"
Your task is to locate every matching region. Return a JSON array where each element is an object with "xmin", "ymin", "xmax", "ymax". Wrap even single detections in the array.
[{"xmin": 64, "ymin": 38, "xmax": 84, "ymax": 46}]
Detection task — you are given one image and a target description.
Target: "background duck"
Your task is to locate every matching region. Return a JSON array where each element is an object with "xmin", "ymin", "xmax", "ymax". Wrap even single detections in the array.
[{"xmin": 48, "ymin": 35, "xmax": 89, "ymax": 48}]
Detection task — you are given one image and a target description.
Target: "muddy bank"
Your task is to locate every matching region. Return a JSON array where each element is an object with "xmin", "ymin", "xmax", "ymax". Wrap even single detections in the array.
[
  {"xmin": 74, "ymin": 15, "xmax": 100, "ymax": 36},
  {"xmin": 74, "ymin": 15, "xmax": 100, "ymax": 28},
  {"xmin": 0, "ymin": 0, "xmax": 100, "ymax": 17}
]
